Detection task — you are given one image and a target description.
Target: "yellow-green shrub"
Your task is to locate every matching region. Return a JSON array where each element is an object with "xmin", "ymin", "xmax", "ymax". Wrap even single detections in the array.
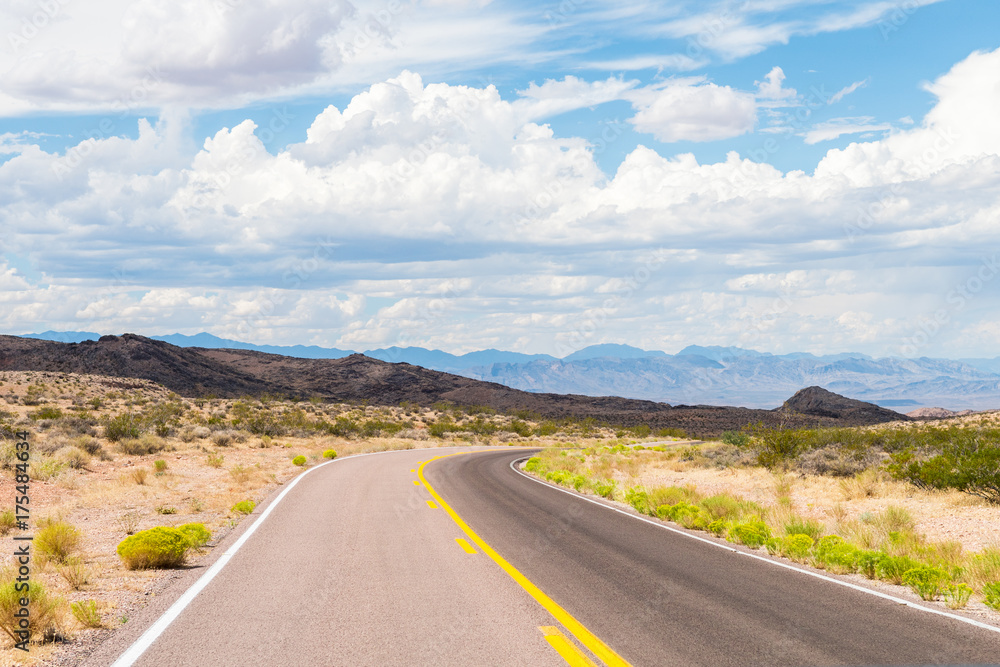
[
  {"xmin": 36, "ymin": 519, "xmax": 82, "ymax": 565},
  {"xmin": 0, "ymin": 580, "xmax": 63, "ymax": 644},
  {"xmin": 177, "ymin": 523, "xmax": 211, "ymax": 549},
  {"xmin": 117, "ymin": 527, "xmax": 191, "ymax": 570},
  {"xmin": 231, "ymin": 500, "xmax": 256, "ymax": 515}
]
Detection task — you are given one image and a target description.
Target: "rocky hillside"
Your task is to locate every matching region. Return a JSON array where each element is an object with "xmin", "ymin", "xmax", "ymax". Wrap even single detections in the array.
[{"xmin": 0, "ymin": 334, "xmax": 909, "ymax": 435}]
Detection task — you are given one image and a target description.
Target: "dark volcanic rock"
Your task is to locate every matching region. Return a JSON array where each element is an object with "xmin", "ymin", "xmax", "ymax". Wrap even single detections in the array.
[
  {"xmin": 0, "ymin": 335, "xmax": 910, "ymax": 435},
  {"xmin": 777, "ymin": 386, "xmax": 906, "ymax": 424}
]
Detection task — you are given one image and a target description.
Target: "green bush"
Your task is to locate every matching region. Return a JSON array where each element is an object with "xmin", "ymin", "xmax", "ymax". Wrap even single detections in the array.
[
  {"xmin": 875, "ymin": 554, "xmax": 922, "ymax": 585},
  {"xmin": 887, "ymin": 430, "xmax": 1000, "ymax": 503},
  {"xmin": 814, "ymin": 536, "xmax": 861, "ymax": 574},
  {"xmin": 153, "ymin": 459, "xmax": 167, "ymax": 473},
  {"xmin": 783, "ymin": 517, "xmax": 824, "ymax": 541},
  {"xmin": 28, "ymin": 406, "xmax": 63, "ymax": 421},
  {"xmin": 231, "ymin": 500, "xmax": 256, "ymax": 515},
  {"xmin": 0, "ymin": 510, "xmax": 15, "ymax": 536},
  {"xmin": 982, "ymin": 582, "xmax": 1000, "ymax": 611},
  {"xmin": 292, "ymin": 455, "xmax": 307, "ymax": 466},
  {"xmin": 592, "ymin": 479, "xmax": 616, "ymax": 499},
  {"xmin": 117, "ymin": 527, "xmax": 191, "ymax": 570},
  {"xmin": 624, "ymin": 487, "xmax": 650, "ymax": 515},
  {"xmin": 104, "ymin": 412, "xmax": 143, "ymax": 442},
  {"xmin": 117, "ymin": 434, "xmax": 167, "ymax": 456},
  {"xmin": 0, "ymin": 579, "xmax": 63, "ymax": 644},
  {"xmin": 36, "ymin": 519, "xmax": 82, "ymax": 565},
  {"xmin": 322, "ymin": 449, "xmax": 337, "ymax": 459},
  {"xmin": 71, "ymin": 599, "xmax": 103, "ymax": 628},
  {"xmin": 524, "ymin": 457, "xmax": 543, "ymax": 473},
  {"xmin": 776, "ymin": 534, "xmax": 815, "ymax": 560},
  {"xmin": 902, "ymin": 566, "xmax": 947, "ymax": 601},
  {"xmin": 942, "ymin": 583, "xmax": 973, "ymax": 610},
  {"xmin": 857, "ymin": 550, "xmax": 883, "ymax": 579},
  {"xmin": 721, "ymin": 430, "xmax": 750, "ymax": 447},
  {"xmin": 177, "ymin": 523, "xmax": 211, "ymax": 549},
  {"xmin": 700, "ymin": 494, "xmax": 743, "ymax": 521},
  {"xmin": 707, "ymin": 519, "xmax": 729, "ymax": 536},
  {"xmin": 731, "ymin": 521, "xmax": 770, "ymax": 548}
]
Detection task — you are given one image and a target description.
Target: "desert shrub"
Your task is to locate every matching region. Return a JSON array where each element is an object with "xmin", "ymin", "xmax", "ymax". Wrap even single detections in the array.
[
  {"xmin": 129, "ymin": 468, "xmax": 148, "ymax": 485},
  {"xmin": 117, "ymin": 527, "xmax": 191, "ymax": 569},
  {"xmin": 155, "ymin": 505, "xmax": 177, "ymax": 515},
  {"xmin": 206, "ymin": 453, "xmax": 225, "ymax": 468},
  {"xmin": 942, "ymin": 583, "xmax": 973, "ymax": 609},
  {"xmin": 963, "ymin": 547, "xmax": 1000, "ymax": 589},
  {"xmin": 774, "ymin": 534, "xmax": 814, "ymax": 560},
  {"xmin": 857, "ymin": 550, "xmax": 883, "ymax": 579},
  {"xmin": 875, "ymin": 554, "xmax": 922, "ymax": 585},
  {"xmin": 721, "ymin": 430, "xmax": 750, "ymax": 447},
  {"xmin": 624, "ymin": 487, "xmax": 650, "ymax": 515},
  {"xmin": 211, "ymin": 430, "xmax": 234, "ymax": 447},
  {"xmin": 28, "ymin": 406, "xmax": 63, "ymax": 421},
  {"xmin": 888, "ymin": 431, "xmax": 1000, "ymax": 503},
  {"xmin": 292, "ymin": 455, "xmax": 307, "ymax": 466},
  {"xmin": 508, "ymin": 420, "xmax": 534, "ymax": 437},
  {"xmin": 798, "ymin": 445, "xmax": 878, "ymax": 477},
  {"xmin": 72, "ymin": 435, "xmax": 103, "ymax": 456},
  {"xmin": 0, "ymin": 510, "xmax": 15, "ymax": 536},
  {"xmin": 153, "ymin": 459, "xmax": 167, "ymax": 474},
  {"xmin": 700, "ymin": 494, "xmax": 744, "ymax": 521},
  {"xmin": 745, "ymin": 423, "xmax": 805, "ymax": 469},
  {"xmin": 71, "ymin": 599, "xmax": 103, "ymax": 628},
  {"xmin": 730, "ymin": 521, "xmax": 770, "ymax": 548},
  {"xmin": 229, "ymin": 464, "xmax": 253, "ymax": 484},
  {"xmin": 524, "ymin": 457, "xmax": 543, "ymax": 473},
  {"xmin": 902, "ymin": 566, "xmax": 947, "ymax": 601},
  {"xmin": 983, "ymin": 582, "xmax": 1000, "ymax": 611},
  {"xmin": 592, "ymin": 479, "xmax": 616, "ymax": 499},
  {"xmin": 783, "ymin": 516, "xmax": 824, "ymax": 541},
  {"xmin": 54, "ymin": 445, "xmax": 90, "ymax": 470},
  {"xmin": 115, "ymin": 511, "xmax": 140, "ymax": 535},
  {"xmin": 104, "ymin": 412, "xmax": 143, "ymax": 442},
  {"xmin": 534, "ymin": 421, "xmax": 559, "ymax": 436},
  {"xmin": 323, "ymin": 449, "xmax": 337, "ymax": 459},
  {"xmin": 648, "ymin": 486, "xmax": 699, "ymax": 508},
  {"xmin": 231, "ymin": 500, "xmax": 256, "ymax": 515},
  {"xmin": 33, "ymin": 457, "xmax": 66, "ymax": 481},
  {"xmin": 707, "ymin": 519, "xmax": 729, "ymax": 536},
  {"xmin": 658, "ymin": 502, "xmax": 700, "ymax": 526},
  {"xmin": 813, "ymin": 536, "xmax": 860, "ymax": 574},
  {"xmin": 36, "ymin": 519, "xmax": 82, "ymax": 564},
  {"xmin": 58, "ymin": 557, "xmax": 90, "ymax": 590},
  {"xmin": 0, "ymin": 579, "xmax": 63, "ymax": 644},
  {"xmin": 117, "ymin": 434, "xmax": 167, "ymax": 456},
  {"xmin": 177, "ymin": 523, "xmax": 211, "ymax": 549}
]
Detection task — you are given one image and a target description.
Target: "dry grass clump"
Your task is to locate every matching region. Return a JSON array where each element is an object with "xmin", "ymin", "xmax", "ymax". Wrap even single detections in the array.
[
  {"xmin": 35, "ymin": 518, "xmax": 82, "ymax": 565},
  {"xmin": 118, "ymin": 434, "xmax": 169, "ymax": 456}
]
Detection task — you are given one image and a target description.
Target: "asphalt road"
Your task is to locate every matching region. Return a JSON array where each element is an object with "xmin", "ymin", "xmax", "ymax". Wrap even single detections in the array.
[{"xmin": 88, "ymin": 446, "xmax": 1000, "ymax": 666}]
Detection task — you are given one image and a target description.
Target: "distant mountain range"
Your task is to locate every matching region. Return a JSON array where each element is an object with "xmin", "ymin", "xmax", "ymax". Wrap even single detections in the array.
[{"xmin": 19, "ymin": 331, "xmax": 1000, "ymax": 410}]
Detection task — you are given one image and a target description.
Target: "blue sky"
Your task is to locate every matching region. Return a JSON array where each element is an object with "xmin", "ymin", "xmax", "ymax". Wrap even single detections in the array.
[{"xmin": 1, "ymin": 0, "xmax": 1000, "ymax": 359}]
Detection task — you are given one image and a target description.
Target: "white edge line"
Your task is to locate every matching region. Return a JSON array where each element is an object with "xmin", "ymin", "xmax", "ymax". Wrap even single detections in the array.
[
  {"xmin": 509, "ymin": 456, "xmax": 1000, "ymax": 637},
  {"xmin": 110, "ymin": 447, "xmax": 458, "ymax": 667}
]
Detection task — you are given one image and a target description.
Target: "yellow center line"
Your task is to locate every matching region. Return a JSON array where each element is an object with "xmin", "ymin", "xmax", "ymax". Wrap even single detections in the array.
[
  {"xmin": 455, "ymin": 538, "xmax": 477, "ymax": 554},
  {"xmin": 426, "ymin": 500, "xmax": 438, "ymax": 509},
  {"xmin": 419, "ymin": 453, "xmax": 631, "ymax": 667},
  {"xmin": 413, "ymin": 480, "xmax": 420, "ymax": 485},
  {"xmin": 539, "ymin": 626, "xmax": 598, "ymax": 667}
]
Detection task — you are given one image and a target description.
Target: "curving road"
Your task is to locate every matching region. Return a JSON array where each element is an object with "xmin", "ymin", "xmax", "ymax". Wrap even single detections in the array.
[{"xmin": 85, "ymin": 446, "xmax": 1000, "ymax": 666}]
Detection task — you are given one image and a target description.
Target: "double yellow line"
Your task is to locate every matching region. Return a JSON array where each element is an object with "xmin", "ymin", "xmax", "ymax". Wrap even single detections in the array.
[{"xmin": 418, "ymin": 454, "xmax": 631, "ymax": 667}]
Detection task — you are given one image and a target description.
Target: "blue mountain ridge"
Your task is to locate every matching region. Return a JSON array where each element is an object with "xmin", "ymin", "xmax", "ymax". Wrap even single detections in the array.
[{"xmin": 15, "ymin": 331, "xmax": 1000, "ymax": 410}]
